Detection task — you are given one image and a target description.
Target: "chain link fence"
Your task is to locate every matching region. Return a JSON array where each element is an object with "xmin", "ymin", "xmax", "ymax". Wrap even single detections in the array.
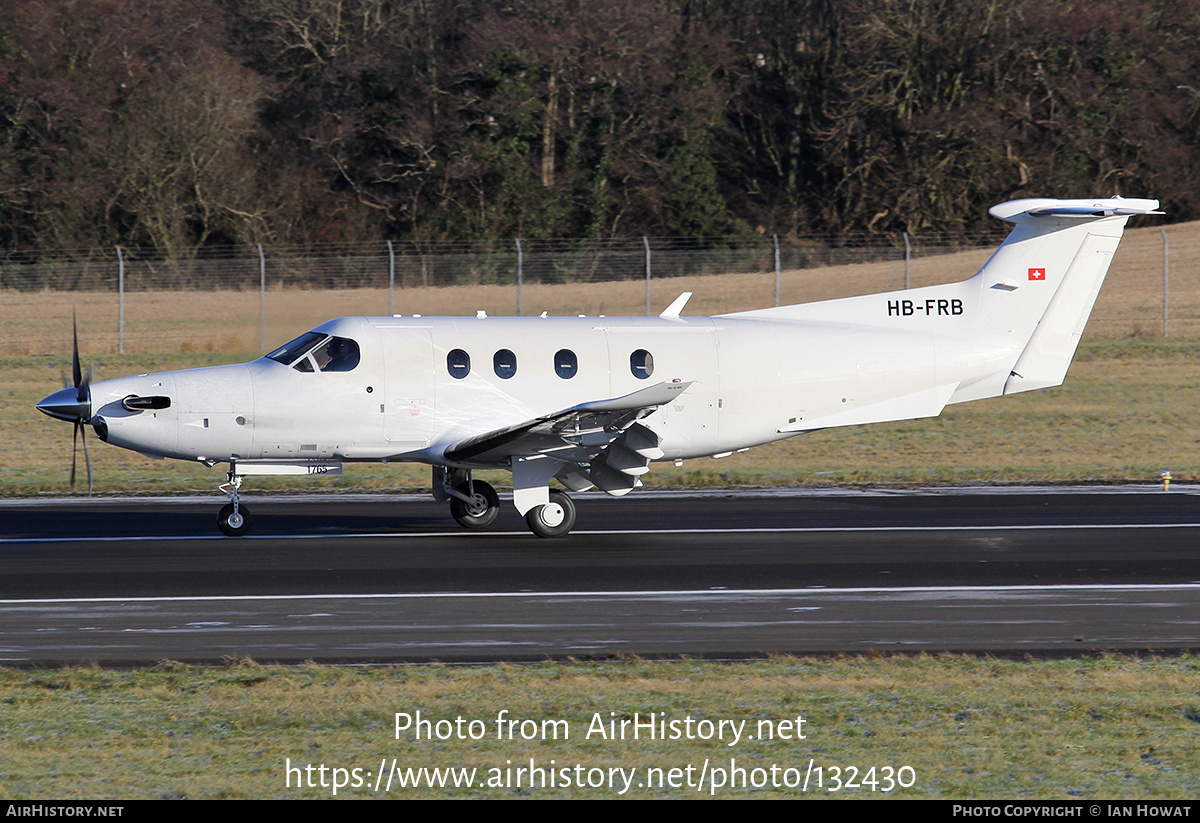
[{"xmin": 0, "ymin": 224, "xmax": 1187, "ymax": 356}]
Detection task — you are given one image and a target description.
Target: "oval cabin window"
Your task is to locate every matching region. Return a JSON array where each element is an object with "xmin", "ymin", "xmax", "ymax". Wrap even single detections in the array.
[
  {"xmin": 493, "ymin": 349, "xmax": 517, "ymax": 379},
  {"xmin": 554, "ymin": 349, "xmax": 578, "ymax": 379},
  {"xmin": 447, "ymin": 349, "xmax": 471, "ymax": 379},
  {"xmin": 630, "ymin": 349, "xmax": 654, "ymax": 379}
]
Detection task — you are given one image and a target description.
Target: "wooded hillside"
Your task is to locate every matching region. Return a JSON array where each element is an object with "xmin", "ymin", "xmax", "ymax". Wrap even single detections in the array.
[{"xmin": 2, "ymin": 0, "xmax": 1197, "ymax": 256}]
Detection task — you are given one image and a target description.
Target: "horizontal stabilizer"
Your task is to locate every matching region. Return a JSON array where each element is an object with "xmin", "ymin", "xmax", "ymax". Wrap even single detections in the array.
[
  {"xmin": 989, "ymin": 197, "xmax": 1162, "ymax": 223},
  {"xmin": 1029, "ymin": 206, "xmax": 1164, "ymax": 218}
]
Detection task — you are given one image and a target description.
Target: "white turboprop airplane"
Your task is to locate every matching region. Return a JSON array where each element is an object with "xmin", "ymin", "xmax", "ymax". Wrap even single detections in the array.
[{"xmin": 37, "ymin": 197, "xmax": 1160, "ymax": 537}]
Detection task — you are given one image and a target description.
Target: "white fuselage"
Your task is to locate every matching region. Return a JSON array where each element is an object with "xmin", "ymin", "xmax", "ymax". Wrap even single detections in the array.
[{"xmin": 86, "ymin": 309, "xmax": 1017, "ymax": 470}]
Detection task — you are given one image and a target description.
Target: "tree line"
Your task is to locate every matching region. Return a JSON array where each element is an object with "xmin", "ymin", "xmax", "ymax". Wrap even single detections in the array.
[{"xmin": 2, "ymin": 0, "xmax": 1197, "ymax": 259}]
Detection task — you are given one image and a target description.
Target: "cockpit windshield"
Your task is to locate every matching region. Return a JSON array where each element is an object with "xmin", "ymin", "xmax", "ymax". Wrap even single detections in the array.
[
  {"xmin": 266, "ymin": 332, "xmax": 326, "ymax": 366},
  {"xmin": 266, "ymin": 332, "xmax": 360, "ymax": 372}
]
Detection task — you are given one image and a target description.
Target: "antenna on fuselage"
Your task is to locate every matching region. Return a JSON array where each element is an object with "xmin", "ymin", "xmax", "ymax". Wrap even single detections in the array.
[{"xmin": 659, "ymin": 292, "xmax": 692, "ymax": 318}]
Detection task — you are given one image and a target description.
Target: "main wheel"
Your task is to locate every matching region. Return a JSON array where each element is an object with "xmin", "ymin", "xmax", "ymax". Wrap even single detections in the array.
[
  {"xmin": 525, "ymin": 490, "xmax": 576, "ymax": 538},
  {"xmin": 450, "ymin": 480, "xmax": 500, "ymax": 529},
  {"xmin": 217, "ymin": 502, "xmax": 252, "ymax": 537}
]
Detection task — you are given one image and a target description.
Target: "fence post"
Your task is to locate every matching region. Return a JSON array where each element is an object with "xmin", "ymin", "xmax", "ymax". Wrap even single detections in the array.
[
  {"xmin": 116, "ymin": 246, "xmax": 125, "ymax": 354},
  {"xmin": 1161, "ymin": 228, "xmax": 1169, "ymax": 338},
  {"xmin": 643, "ymin": 236, "xmax": 651, "ymax": 316},
  {"xmin": 903, "ymin": 232, "xmax": 911, "ymax": 290},
  {"xmin": 773, "ymin": 234, "xmax": 781, "ymax": 307},
  {"xmin": 516, "ymin": 238, "xmax": 524, "ymax": 317},
  {"xmin": 387, "ymin": 240, "xmax": 395, "ymax": 316},
  {"xmin": 258, "ymin": 244, "xmax": 266, "ymax": 352}
]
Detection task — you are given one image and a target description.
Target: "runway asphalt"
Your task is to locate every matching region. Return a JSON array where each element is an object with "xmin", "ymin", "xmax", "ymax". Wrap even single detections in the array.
[{"xmin": 1, "ymin": 488, "xmax": 1197, "ymax": 663}]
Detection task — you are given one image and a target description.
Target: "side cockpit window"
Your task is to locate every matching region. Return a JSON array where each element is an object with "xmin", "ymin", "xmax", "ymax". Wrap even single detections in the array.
[
  {"xmin": 312, "ymin": 337, "xmax": 360, "ymax": 372},
  {"xmin": 267, "ymin": 332, "xmax": 360, "ymax": 373}
]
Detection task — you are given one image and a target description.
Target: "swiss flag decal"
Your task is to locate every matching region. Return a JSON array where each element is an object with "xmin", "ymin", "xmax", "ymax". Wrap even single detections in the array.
[{"xmin": 1028, "ymin": 267, "xmax": 1046, "ymax": 281}]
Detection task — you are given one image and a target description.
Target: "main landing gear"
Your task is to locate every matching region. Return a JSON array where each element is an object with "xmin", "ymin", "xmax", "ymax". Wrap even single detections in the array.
[
  {"xmin": 449, "ymin": 479, "xmax": 501, "ymax": 529},
  {"xmin": 524, "ymin": 489, "xmax": 576, "ymax": 538},
  {"xmin": 439, "ymin": 468, "xmax": 577, "ymax": 538}
]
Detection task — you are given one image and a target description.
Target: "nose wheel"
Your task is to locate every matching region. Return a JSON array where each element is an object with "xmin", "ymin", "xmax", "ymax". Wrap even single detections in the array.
[
  {"xmin": 217, "ymin": 470, "xmax": 252, "ymax": 537},
  {"xmin": 525, "ymin": 489, "xmax": 576, "ymax": 538},
  {"xmin": 217, "ymin": 502, "xmax": 253, "ymax": 537}
]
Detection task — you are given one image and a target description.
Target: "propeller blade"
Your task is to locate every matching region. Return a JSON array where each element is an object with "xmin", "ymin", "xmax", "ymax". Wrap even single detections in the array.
[
  {"xmin": 70, "ymin": 421, "xmax": 78, "ymax": 490},
  {"xmin": 72, "ymin": 310, "xmax": 83, "ymax": 398},
  {"xmin": 80, "ymin": 421, "xmax": 92, "ymax": 496},
  {"xmin": 48, "ymin": 312, "xmax": 95, "ymax": 493}
]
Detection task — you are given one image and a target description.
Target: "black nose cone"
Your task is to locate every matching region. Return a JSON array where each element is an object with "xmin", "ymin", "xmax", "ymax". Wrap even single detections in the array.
[{"xmin": 36, "ymin": 387, "xmax": 91, "ymax": 423}]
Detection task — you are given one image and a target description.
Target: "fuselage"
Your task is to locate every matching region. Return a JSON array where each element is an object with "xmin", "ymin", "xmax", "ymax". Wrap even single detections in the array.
[{"xmin": 84, "ymin": 309, "xmax": 1018, "ymax": 470}]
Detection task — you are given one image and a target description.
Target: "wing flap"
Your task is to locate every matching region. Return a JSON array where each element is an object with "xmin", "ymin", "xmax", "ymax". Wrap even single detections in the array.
[{"xmin": 443, "ymin": 380, "xmax": 691, "ymax": 466}]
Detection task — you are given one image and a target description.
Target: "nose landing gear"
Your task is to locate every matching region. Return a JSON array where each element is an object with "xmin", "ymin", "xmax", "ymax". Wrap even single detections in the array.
[
  {"xmin": 217, "ymin": 470, "xmax": 252, "ymax": 537},
  {"xmin": 217, "ymin": 502, "xmax": 252, "ymax": 537}
]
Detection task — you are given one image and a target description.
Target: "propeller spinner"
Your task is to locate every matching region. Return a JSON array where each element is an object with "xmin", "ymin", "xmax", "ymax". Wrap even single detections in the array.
[{"xmin": 35, "ymin": 313, "xmax": 94, "ymax": 493}]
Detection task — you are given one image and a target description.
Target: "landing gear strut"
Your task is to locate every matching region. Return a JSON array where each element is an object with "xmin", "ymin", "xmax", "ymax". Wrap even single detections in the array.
[
  {"xmin": 449, "ymin": 479, "xmax": 501, "ymax": 529},
  {"xmin": 217, "ymin": 470, "xmax": 252, "ymax": 537},
  {"xmin": 437, "ymin": 467, "xmax": 577, "ymax": 537},
  {"xmin": 525, "ymin": 489, "xmax": 576, "ymax": 539}
]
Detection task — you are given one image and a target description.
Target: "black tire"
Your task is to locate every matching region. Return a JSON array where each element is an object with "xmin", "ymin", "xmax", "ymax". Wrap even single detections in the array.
[
  {"xmin": 525, "ymin": 490, "xmax": 576, "ymax": 538},
  {"xmin": 217, "ymin": 502, "xmax": 252, "ymax": 537},
  {"xmin": 450, "ymin": 480, "xmax": 500, "ymax": 529}
]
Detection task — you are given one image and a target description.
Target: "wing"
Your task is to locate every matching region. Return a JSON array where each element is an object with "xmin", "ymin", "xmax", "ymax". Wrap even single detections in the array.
[{"xmin": 442, "ymin": 379, "xmax": 691, "ymax": 496}]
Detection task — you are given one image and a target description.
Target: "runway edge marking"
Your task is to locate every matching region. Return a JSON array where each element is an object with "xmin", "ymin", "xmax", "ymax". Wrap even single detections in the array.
[
  {"xmin": 3, "ymin": 583, "xmax": 1200, "ymax": 606},
  {"xmin": 7, "ymin": 522, "xmax": 1200, "ymax": 545}
]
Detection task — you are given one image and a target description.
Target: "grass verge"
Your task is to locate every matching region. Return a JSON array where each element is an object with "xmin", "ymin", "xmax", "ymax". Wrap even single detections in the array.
[{"xmin": 1, "ymin": 655, "xmax": 1197, "ymax": 799}]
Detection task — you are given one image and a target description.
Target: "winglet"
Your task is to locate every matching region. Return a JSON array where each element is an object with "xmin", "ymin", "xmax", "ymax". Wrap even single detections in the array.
[{"xmin": 659, "ymin": 292, "xmax": 692, "ymax": 318}]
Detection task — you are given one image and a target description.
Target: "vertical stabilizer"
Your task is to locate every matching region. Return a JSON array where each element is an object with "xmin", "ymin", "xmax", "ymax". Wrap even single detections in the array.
[{"xmin": 973, "ymin": 198, "xmax": 1160, "ymax": 395}]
